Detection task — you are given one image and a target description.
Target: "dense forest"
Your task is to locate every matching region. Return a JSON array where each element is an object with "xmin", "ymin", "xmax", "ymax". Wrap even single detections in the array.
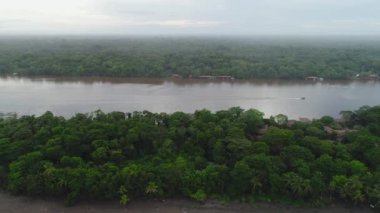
[
  {"xmin": 1, "ymin": 36, "xmax": 380, "ymax": 79},
  {"xmin": 0, "ymin": 106, "xmax": 380, "ymax": 210}
]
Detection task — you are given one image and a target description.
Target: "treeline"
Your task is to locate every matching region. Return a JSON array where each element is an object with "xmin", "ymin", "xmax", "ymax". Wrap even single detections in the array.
[
  {"xmin": 1, "ymin": 37, "xmax": 380, "ymax": 79},
  {"xmin": 0, "ymin": 106, "xmax": 380, "ymax": 209}
]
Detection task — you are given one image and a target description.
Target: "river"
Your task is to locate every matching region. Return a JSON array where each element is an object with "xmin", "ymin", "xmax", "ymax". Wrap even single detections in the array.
[{"xmin": 1, "ymin": 76, "xmax": 380, "ymax": 119}]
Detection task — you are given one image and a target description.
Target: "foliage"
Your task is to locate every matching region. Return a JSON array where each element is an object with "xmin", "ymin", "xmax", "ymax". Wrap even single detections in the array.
[
  {"xmin": 0, "ymin": 106, "xmax": 379, "ymax": 209},
  {"xmin": 1, "ymin": 37, "xmax": 380, "ymax": 79}
]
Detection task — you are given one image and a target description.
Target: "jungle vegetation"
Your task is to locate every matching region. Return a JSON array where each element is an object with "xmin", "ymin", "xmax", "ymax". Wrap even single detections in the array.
[
  {"xmin": 1, "ymin": 36, "xmax": 380, "ymax": 79},
  {"xmin": 0, "ymin": 106, "xmax": 380, "ymax": 209}
]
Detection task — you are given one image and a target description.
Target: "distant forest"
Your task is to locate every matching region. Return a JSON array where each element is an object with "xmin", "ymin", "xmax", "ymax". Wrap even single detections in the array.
[{"xmin": 1, "ymin": 36, "xmax": 380, "ymax": 79}]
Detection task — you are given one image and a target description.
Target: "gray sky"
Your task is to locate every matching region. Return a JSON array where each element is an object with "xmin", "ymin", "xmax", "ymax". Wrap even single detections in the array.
[{"xmin": 1, "ymin": 0, "xmax": 380, "ymax": 35}]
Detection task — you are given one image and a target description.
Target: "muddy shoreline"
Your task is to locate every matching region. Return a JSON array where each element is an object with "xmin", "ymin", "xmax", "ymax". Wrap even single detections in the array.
[{"xmin": 0, "ymin": 192, "xmax": 374, "ymax": 213}]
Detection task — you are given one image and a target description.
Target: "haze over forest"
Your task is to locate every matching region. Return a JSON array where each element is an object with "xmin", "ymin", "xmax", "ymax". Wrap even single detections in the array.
[{"xmin": 1, "ymin": 36, "xmax": 380, "ymax": 79}]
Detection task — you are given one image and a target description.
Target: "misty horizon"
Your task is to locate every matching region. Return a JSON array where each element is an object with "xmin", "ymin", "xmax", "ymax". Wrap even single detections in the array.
[{"xmin": 1, "ymin": 0, "xmax": 380, "ymax": 35}]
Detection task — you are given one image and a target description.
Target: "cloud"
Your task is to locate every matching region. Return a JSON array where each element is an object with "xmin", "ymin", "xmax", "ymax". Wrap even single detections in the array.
[
  {"xmin": 140, "ymin": 20, "xmax": 222, "ymax": 28},
  {"xmin": 88, "ymin": 0, "xmax": 225, "ymax": 27},
  {"xmin": 0, "ymin": 0, "xmax": 379, "ymax": 35}
]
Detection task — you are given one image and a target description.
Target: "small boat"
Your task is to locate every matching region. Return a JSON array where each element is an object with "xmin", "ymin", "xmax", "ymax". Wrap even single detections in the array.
[{"xmin": 301, "ymin": 97, "xmax": 306, "ymax": 100}]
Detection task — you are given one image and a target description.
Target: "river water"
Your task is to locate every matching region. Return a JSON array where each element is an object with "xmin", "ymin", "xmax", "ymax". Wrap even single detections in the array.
[{"xmin": 1, "ymin": 76, "xmax": 380, "ymax": 119}]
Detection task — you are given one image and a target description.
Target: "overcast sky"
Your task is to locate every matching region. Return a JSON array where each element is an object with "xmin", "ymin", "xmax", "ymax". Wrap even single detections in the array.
[{"xmin": 0, "ymin": 0, "xmax": 380, "ymax": 35}]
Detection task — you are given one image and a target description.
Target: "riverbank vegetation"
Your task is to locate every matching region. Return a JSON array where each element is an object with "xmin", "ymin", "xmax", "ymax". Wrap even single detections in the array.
[
  {"xmin": 1, "ymin": 37, "xmax": 380, "ymax": 79},
  {"xmin": 0, "ymin": 106, "xmax": 380, "ymax": 209}
]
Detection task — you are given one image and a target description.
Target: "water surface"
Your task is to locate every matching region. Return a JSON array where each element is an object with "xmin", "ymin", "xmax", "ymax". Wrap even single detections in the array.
[{"xmin": 1, "ymin": 77, "xmax": 379, "ymax": 119}]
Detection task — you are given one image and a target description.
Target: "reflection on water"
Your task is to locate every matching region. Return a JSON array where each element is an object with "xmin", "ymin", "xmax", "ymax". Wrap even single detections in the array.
[
  {"xmin": 0, "ymin": 76, "xmax": 379, "ymax": 119},
  {"xmin": 7, "ymin": 76, "xmax": 377, "ymax": 86}
]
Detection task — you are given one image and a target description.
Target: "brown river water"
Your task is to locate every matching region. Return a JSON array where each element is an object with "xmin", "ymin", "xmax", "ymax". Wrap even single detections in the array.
[{"xmin": 1, "ymin": 76, "xmax": 380, "ymax": 119}]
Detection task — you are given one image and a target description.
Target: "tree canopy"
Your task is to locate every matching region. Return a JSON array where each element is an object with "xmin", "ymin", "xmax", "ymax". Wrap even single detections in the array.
[
  {"xmin": 1, "ymin": 37, "xmax": 380, "ymax": 79},
  {"xmin": 0, "ymin": 106, "xmax": 380, "ymax": 209}
]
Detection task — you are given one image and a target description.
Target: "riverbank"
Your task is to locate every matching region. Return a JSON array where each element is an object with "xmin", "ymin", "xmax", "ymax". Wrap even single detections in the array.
[
  {"xmin": 2, "ymin": 75, "xmax": 379, "ymax": 84},
  {"xmin": 0, "ymin": 192, "xmax": 374, "ymax": 213}
]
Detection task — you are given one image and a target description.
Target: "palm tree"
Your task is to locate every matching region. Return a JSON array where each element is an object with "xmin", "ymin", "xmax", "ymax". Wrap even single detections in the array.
[
  {"xmin": 145, "ymin": 181, "xmax": 159, "ymax": 195},
  {"xmin": 284, "ymin": 172, "xmax": 311, "ymax": 197},
  {"xmin": 251, "ymin": 176, "xmax": 263, "ymax": 194}
]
